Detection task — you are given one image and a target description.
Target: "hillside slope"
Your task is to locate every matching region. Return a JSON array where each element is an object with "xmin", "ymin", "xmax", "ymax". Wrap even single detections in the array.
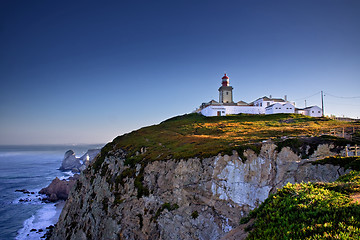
[
  {"xmin": 236, "ymin": 157, "xmax": 360, "ymax": 240},
  {"xmin": 50, "ymin": 114, "xmax": 359, "ymax": 240}
]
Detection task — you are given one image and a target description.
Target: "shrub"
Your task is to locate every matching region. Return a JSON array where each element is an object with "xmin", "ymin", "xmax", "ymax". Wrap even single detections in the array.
[
  {"xmin": 313, "ymin": 156, "xmax": 360, "ymax": 171},
  {"xmin": 152, "ymin": 202, "xmax": 179, "ymax": 221},
  {"xmin": 191, "ymin": 211, "xmax": 199, "ymax": 219},
  {"xmin": 242, "ymin": 171, "xmax": 360, "ymax": 240},
  {"xmin": 92, "ymin": 142, "xmax": 114, "ymax": 173}
]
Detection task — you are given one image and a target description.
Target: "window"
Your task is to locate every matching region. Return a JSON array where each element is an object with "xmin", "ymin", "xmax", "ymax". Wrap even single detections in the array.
[
  {"xmin": 260, "ymin": 103, "xmax": 262, "ymax": 107},
  {"xmin": 267, "ymin": 102, "xmax": 270, "ymax": 106},
  {"xmin": 226, "ymin": 92, "xmax": 229, "ymax": 95},
  {"xmin": 312, "ymin": 111, "xmax": 314, "ymax": 113},
  {"xmin": 318, "ymin": 111, "xmax": 321, "ymax": 113}
]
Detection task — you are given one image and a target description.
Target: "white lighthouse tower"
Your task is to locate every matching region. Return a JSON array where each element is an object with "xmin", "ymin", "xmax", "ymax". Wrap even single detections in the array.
[{"xmin": 218, "ymin": 73, "xmax": 233, "ymax": 104}]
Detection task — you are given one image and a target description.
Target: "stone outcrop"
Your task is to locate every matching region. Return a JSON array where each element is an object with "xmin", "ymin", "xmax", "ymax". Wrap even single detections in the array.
[
  {"xmin": 59, "ymin": 149, "xmax": 100, "ymax": 172},
  {"xmin": 59, "ymin": 150, "xmax": 82, "ymax": 171},
  {"xmin": 51, "ymin": 143, "xmax": 346, "ymax": 240},
  {"xmin": 39, "ymin": 175, "xmax": 79, "ymax": 202}
]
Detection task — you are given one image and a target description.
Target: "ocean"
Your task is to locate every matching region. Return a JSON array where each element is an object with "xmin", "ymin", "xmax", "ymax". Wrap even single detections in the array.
[{"xmin": 0, "ymin": 144, "xmax": 103, "ymax": 240}]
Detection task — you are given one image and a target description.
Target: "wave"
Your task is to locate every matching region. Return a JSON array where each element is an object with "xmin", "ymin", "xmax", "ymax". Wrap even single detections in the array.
[{"xmin": 16, "ymin": 202, "xmax": 64, "ymax": 240}]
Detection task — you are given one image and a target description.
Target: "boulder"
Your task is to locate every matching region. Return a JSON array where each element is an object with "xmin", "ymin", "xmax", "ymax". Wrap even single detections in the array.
[
  {"xmin": 59, "ymin": 150, "xmax": 82, "ymax": 171},
  {"xmin": 39, "ymin": 176, "xmax": 78, "ymax": 202}
]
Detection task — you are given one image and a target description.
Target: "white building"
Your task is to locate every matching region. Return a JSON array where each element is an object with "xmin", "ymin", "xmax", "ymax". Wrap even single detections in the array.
[
  {"xmin": 199, "ymin": 74, "xmax": 322, "ymax": 117},
  {"xmin": 265, "ymin": 102, "xmax": 296, "ymax": 114},
  {"xmin": 295, "ymin": 106, "xmax": 322, "ymax": 117}
]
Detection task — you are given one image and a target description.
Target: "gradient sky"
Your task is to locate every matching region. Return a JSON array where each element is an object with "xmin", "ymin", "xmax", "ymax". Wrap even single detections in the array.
[{"xmin": 1, "ymin": 0, "xmax": 359, "ymax": 145}]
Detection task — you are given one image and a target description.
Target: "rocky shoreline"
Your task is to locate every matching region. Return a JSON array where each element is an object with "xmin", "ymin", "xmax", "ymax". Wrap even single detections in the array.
[
  {"xmin": 41, "ymin": 148, "xmax": 100, "ymax": 202},
  {"xmin": 15, "ymin": 149, "xmax": 100, "ymax": 204},
  {"xmin": 14, "ymin": 148, "xmax": 100, "ymax": 239}
]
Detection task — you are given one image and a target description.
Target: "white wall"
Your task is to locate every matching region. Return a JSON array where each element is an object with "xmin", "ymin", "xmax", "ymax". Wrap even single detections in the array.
[
  {"xmin": 296, "ymin": 109, "xmax": 307, "ymax": 115},
  {"xmin": 201, "ymin": 102, "xmax": 297, "ymax": 117},
  {"xmin": 201, "ymin": 105, "xmax": 263, "ymax": 116},
  {"xmin": 295, "ymin": 106, "xmax": 322, "ymax": 117},
  {"xmin": 307, "ymin": 106, "xmax": 322, "ymax": 117},
  {"xmin": 265, "ymin": 103, "xmax": 295, "ymax": 115},
  {"xmin": 201, "ymin": 106, "xmax": 226, "ymax": 116}
]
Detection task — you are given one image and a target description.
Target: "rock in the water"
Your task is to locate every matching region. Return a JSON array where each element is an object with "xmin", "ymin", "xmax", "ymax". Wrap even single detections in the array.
[
  {"xmin": 60, "ymin": 149, "xmax": 100, "ymax": 172},
  {"xmin": 59, "ymin": 150, "xmax": 82, "ymax": 171},
  {"xmin": 15, "ymin": 189, "xmax": 30, "ymax": 194},
  {"xmin": 39, "ymin": 176, "xmax": 78, "ymax": 202}
]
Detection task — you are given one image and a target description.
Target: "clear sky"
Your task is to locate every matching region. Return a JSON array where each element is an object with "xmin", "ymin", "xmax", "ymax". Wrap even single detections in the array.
[{"xmin": 1, "ymin": 0, "xmax": 359, "ymax": 145}]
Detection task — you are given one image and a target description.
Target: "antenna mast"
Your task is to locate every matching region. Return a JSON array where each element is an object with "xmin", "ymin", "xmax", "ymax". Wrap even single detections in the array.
[{"xmin": 321, "ymin": 91, "xmax": 324, "ymax": 117}]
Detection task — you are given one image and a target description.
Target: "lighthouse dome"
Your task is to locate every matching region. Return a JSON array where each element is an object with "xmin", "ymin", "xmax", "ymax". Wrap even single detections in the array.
[{"xmin": 222, "ymin": 74, "xmax": 229, "ymax": 79}]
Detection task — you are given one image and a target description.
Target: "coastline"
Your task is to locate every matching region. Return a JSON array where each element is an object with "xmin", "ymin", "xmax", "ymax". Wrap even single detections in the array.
[
  {"xmin": 16, "ymin": 201, "xmax": 65, "ymax": 240},
  {"xmin": 0, "ymin": 144, "xmax": 103, "ymax": 240}
]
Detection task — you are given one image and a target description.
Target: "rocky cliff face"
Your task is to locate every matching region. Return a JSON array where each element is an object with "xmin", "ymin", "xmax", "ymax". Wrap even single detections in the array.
[{"xmin": 51, "ymin": 143, "xmax": 346, "ymax": 240}]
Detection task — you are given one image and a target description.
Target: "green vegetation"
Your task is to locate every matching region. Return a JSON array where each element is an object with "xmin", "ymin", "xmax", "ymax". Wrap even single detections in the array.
[
  {"xmin": 152, "ymin": 202, "xmax": 179, "ymax": 221},
  {"xmin": 275, "ymin": 135, "xmax": 354, "ymax": 159},
  {"xmin": 75, "ymin": 181, "xmax": 83, "ymax": 192},
  {"xmin": 115, "ymin": 168, "xmax": 136, "ymax": 187},
  {"xmin": 313, "ymin": 156, "xmax": 360, "ymax": 171},
  {"xmin": 137, "ymin": 213, "xmax": 143, "ymax": 229},
  {"xmin": 100, "ymin": 163, "xmax": 109, "ymax": 177},
  {"xmin": 102, "ymin": 197, "xmax": 109, "ymax": 214},
  {"xmin": 109, "ymin": 113, "xmax": 357, "ymax": 164},
  {"xmin": 191, "ymin": 211, "xmax": 199, "ymax": 219},
  {"xmin": 113, "ymin": 192, "xmax": 124, "ymax": 205},
  {"xmin": 241, "ymin": 170, "xmax": 360, "ymax": 240},
  {"xmin": 134, "ymin": 166, "xmax": 149, "ymax": 199},
  {"xmin": 92, "ymin": 141, "xmax": 115, "ymax": 173}
]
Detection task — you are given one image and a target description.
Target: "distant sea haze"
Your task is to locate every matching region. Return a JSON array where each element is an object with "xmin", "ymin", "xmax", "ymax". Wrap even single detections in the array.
[{"xmin": 0, "ymin": 144, "xmax": 103, "ymax": 240}]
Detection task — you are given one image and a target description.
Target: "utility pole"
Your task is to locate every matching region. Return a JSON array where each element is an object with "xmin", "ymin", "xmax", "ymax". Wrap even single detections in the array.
[
  {"xmin": 321, "ymin": 91, "xmax": 324, "ymax": 117},
  {"xmin": 305, "ymin": 100, "xmax": 307, "ymax": 108}
]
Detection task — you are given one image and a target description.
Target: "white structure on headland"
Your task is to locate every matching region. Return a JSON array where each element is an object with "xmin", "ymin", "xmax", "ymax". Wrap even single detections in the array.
[
  {"xmin": 199, "ymin": 74, "xmax": 322, "ymax": 117},
  {"xmin": 295, "ymin": 106, "xmax": 322, "ymax": 117},
  {"xmin": 219, "ymin": 74, "xmax": 234, "ymax": 104}
]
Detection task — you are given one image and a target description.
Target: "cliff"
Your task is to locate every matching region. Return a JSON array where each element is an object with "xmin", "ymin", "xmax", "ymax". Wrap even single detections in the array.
[{"xmin": 50, "ymin": 114, "xmax": 359, "ymax": 240}]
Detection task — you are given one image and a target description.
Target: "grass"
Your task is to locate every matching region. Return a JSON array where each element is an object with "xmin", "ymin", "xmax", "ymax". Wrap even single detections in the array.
[
  {"xmin": 241, "ymin": 171, "xmax": 360, "ymax": 240},
  {"xmin": 109, "ymin": 113, "xmax": 358, "ymax": 164}
]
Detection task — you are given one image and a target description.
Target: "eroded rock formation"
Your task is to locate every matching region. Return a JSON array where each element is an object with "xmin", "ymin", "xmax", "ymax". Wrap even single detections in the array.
[
  {"xmin": 60, "ymin": 149, "xmax": 100, "ymax": 172},
  {"xmin": 51, "ymin": 143, "xmax": 346, "ymax": 240},
  {"xmin": 39, "ymin": 175, "xmax": 79, "ymax": 202}
]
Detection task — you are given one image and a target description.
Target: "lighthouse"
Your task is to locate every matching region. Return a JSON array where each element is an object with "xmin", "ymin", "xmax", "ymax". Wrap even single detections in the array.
[{"xmin": 218, "ymin": 73, "xmax": 233, "ymax": 104}]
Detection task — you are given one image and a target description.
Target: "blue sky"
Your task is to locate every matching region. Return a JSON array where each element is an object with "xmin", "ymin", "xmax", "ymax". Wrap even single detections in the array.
[{"xmin": 1, "ymin": 0, "xmax": 359, "ymax": 145}]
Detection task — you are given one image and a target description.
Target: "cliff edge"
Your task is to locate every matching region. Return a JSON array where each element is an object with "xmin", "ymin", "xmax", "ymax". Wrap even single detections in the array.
[{"xmin": 50, "ymin": 113, "xmax": 359, "ymax": 240}]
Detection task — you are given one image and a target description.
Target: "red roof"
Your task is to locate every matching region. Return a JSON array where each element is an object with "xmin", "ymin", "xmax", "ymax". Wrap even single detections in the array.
[{"xmin": 222, "ymin": 73, "xmax": 229, "ymax": 79}]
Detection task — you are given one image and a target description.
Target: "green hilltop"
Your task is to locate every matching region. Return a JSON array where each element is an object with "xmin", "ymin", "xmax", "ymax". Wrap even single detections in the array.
[{"xmin": 99, "ymin": 113, "xmax": 358, "ymax": 167}]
